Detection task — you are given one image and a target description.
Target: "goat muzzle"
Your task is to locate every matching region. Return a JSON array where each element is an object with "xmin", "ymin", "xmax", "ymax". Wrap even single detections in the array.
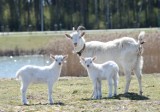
[{"xmin": 74, "ymin": 43, "xmax": 77, "ymax": 47}]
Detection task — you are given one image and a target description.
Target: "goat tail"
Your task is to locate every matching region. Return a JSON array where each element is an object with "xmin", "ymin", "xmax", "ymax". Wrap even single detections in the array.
[
  {"xmin": 16, "ymin": 70, "xmax": 21, "ymax": 80},
  {"xmin": 138, "ymin": 31, "xmax": 145, "ymax": 45},
  {"xmin": 137, "ymin": 31, "xmax": 145, "ymax": 55}
]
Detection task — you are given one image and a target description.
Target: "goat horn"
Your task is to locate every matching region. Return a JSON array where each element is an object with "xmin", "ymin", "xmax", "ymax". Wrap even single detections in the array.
[{"xmin": 77, "ymin": 26, "xmax": 86, "ymax": 32}]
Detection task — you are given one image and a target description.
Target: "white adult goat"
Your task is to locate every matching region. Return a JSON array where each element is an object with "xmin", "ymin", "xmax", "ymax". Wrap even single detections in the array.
[
  {"xmin": 16, "ymin": 54, "xmax": 68, "ymax": 105},
  {"xmin": 65, "ymin": 26, "xmax": 145, "ymax": 95},
  {"xmin": 80, "ymin": 56, "xmax": 119, "ymax": 99}
]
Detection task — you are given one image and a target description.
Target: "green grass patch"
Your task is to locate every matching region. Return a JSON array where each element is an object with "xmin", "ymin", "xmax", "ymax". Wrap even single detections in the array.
[
  {"xmin": 0, "ymin": 34, "xmax": 62, "ymax": 51},
  {"xmin": 0, "ymin": 74, "xmax": 160, "ymax": 111}
]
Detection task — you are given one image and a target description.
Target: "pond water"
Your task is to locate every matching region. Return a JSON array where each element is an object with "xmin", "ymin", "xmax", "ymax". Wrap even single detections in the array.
[{"xmin": 0, "ymin": 55, "xmax": 51, "ymax": 78}]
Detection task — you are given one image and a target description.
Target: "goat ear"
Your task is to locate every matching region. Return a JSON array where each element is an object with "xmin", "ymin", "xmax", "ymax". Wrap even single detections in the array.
[
  {"xmin": 65, "ymin": 34, "xmax": 72, "ymax": 39},
  {"xmin": 50, "ymin": 54, "xmax": 55, "ymax": 60},
  {"xmin": 92, "ymin": 56, "xmax": 97, "ymax": 61},
  {"xmin": 63, "ymin": 55, "xmax": 68, "ymax": 60},
  {"xmin": 80, "ymin": 32, "xmax": 85, "ymax": 37},
  {"xmin": 72, "ymin": 27, "xmax": 75, "ymax": 31},
  {"xmin": 80, "ymin": 57, "xmax": 85, "ymax": 61}
]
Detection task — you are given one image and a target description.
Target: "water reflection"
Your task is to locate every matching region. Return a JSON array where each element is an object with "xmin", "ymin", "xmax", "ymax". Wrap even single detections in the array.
[{"xmin": 0, "ymin": 55, "xmax": 51, "ymax": 78}]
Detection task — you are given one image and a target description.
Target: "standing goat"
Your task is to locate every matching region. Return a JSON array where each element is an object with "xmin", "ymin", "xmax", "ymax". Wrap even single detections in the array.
[
  {"xmin": 65, "ymin": 26, "xmax": 145, "ymax": 95},
  {"xmin": 16, "ymin": 54, "xmax": 68, "ymax": 105},
  {"xmin": 80, "ymin": 56, "xmax": 119, "ymax": 99}
]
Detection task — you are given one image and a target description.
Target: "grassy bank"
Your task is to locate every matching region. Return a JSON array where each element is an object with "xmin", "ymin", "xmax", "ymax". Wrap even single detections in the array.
[
  {"xmin": 0, "ymin": 74, "xmax": 160, "ymax": 111},
  {"xmin": 0, "ymin": 32, "xmax": 63, "ymax": 56}
]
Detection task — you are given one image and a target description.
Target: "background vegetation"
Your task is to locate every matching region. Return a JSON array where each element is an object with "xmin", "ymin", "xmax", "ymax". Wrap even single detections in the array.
[
  {"xmin": 0, "ymin": 1, "xmax": 159, "ymax": 111},
  {"xmin": 0, "ymin": 29, "xmax": 159, "ymax": 75},
  {"xmin": 0, "ymin": 0, "xmax": 160, "ymax": 31},
  {"xmin": 0, "ymin": 74, "xmax": 159, "ymax": 111}
]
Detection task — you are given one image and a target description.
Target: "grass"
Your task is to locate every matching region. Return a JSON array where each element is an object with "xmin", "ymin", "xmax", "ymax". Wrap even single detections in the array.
[
  {"xmin": 0, "ymin": 33, "xmax": 60, "ymax": 51},
  {"xmin": 0, "ymin": 74, "xmax": 160, "ymax": 112},
  {"xmin": 0, "ymin": 32, "xmax": 65, "ymax": 56}
]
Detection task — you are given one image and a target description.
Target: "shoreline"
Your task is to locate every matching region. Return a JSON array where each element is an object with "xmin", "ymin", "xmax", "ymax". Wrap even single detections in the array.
[{"xmin": 0, "ymin": 48, "xmax": 46, "ymax": 56}]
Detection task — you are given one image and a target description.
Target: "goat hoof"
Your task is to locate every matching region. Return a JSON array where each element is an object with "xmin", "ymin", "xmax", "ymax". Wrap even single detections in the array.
[
  {"xmin": 92, "ymin": 96, "xmax": 98, "ymax": 100},
  {"xmin": 114, "ymin": 94, "xmax": 117, "ymax": 96},
  {"xmin": 97, "ymin": 96, "xmax": 101, "ymax": 99},
  {"xmin": 23, "ymin": 103, "xmax": 29, "ymax": 105},
  {"xmin": 108, "ymin": 95, "xmax": 112, "ymax": 98},
  {"xmin": 50, "ymin": 103, "xmax": 54, "ymax": 105},
  {"xmin": 140, "ymin": 91, "xmax": 143, "ymax": 95},
  {"xmin": 124, "ymin": 92, "xmax": 129, "ymax": 95}
]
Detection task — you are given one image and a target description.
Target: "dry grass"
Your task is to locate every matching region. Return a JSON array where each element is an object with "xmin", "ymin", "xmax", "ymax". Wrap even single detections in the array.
[
  {"xmin": 0, "ymin": 34, "xmax": 54, "ymax": 56},
  {"xmin": 46, "ymin": 29, "xmax": 160, "ymax": 76},
  {"xmin": 0, "ymin": 74, "xmax": 160, "ymax": 112},
  {"xmin": 0, "ymin": 29, "xmax": 159, "ymax": 76}
]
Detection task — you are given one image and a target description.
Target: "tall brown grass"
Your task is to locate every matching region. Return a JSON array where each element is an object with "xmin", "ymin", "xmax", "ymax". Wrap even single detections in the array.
[{"xmin": 45, "ymin": 30, "xmax": 160, "ymax": 76}]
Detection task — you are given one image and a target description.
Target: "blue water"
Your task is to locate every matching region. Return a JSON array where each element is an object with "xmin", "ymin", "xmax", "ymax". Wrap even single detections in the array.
[{"xmin": 0, "ymin": 55, "xmax": 51, "ymax": 78}]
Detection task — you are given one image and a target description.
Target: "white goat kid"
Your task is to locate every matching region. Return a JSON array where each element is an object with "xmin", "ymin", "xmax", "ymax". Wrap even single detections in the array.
[
  {"xmin": 80, "ymin": 57, "xmax": 119, "ymax": 99},
  {"xmin": 16, "ymin": 54, "xmax": 68, "ymax": 105},
  {"xmin": 65, "ymin": 26, "xmax": 145, "ymax": 95}
]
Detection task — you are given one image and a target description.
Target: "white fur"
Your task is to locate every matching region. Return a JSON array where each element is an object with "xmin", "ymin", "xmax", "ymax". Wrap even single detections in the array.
[
  {"xmin": 16, "ymin": 55, "xmax": 68, "ymax": 105},
  {"xmin": 80, "ymin": 57, "xmax": 119, "ymax": 99},
  {"xmin": 65, "ymin": 29, "xmax": 145, "ymax": 95}
]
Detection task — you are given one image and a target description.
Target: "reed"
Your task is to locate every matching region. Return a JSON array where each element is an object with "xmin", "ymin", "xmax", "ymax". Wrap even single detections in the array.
[
  {"xmin": 46, "ymin": 30, "xmax": 160, "ymax": 76},
  {"xmin": 0, "ymin": 30, "xmax": 159, "ymax": 75}
]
